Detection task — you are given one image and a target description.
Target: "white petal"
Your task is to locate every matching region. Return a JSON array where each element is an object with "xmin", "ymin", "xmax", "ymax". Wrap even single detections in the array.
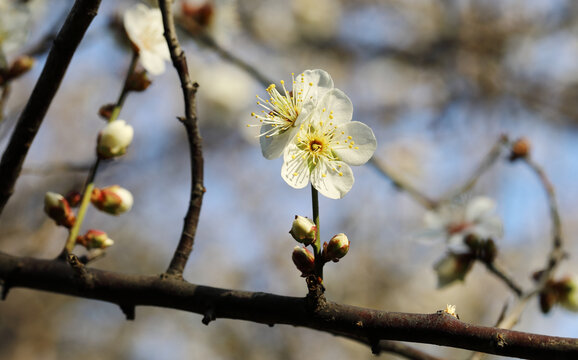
[
  {"xmin": 124, "ymin": 4, "xmax": 150, "ymax": 42},
  {"xmin": 473, "ymin": 215, "xmax": 503, "ymax": 239},
  {"xmin": 465, "ymin": 196, "xmax": 496, "ymax": 222},
  {"xmin": 423, "ymin": 210, "xmax": 447, "ymax": 230},
  {"xmin": 333, "ymin": 122, "xmax": 377, "ymax": 165},
  {"xmin": 281, "ymin": 143, "xmax": 310, "ymax": 189},
  {"xmin": 311, "ymin": 160, "xmax": 354, "ymax": 199},
  {"xmin": 316, "ymin": 89, "xmax": 353, "ymax": 125},
  {"xmin": 300, "ymin": 69, "xmax": 334, "ymax": 92},
  {"xmin": 140, "ymin": 50, "xmax": 166, "ymax": 75},
  {"xmin": 260, "ymin": 126, "xmax": 298, "ymax": 159}
]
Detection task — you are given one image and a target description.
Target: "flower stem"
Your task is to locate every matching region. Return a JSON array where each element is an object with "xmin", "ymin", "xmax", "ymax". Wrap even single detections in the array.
[
  {"xmin": 64, "ymin": 160, "xmax": 99, "ymax": 253},
  {"xmin": 109, "ymin": 51, "xmax": 139, "ymax": 123},
  {"xmin": 311, "ymin": 185, "xmax": 323, "ymax": 280},
  {"xmin": 59, "ymin": 52, "xmax": 138, "ymax": 257}
]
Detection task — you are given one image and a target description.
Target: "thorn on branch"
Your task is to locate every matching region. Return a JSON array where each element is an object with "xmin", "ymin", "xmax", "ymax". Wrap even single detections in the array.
[
  {"xmin": 1, "ymin": 279, "xmax": 9, "ymax": 300},
  {"xmin": 202, "ymin": 307, "xmax": 215, "ymax": 325},
  {"xmin": 369, "ymin": 337, "xmax": 381, "ymax": 355},
  {"xmin": 120, "ymin": 304, "xmax": 136, "ymax": 320}
]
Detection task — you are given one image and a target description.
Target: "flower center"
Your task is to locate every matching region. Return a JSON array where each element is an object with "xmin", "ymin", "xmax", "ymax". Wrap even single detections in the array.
[{"xmin": 309, "ymin": 140, "xmax": 323, "ymax": 153}]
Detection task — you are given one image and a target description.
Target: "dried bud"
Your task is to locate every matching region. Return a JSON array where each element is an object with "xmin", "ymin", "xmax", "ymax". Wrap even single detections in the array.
[
  {"xmin": 289, "ymin": 215, "xmax": 316, "ymax": 245},
  {"xmin": 434, "ymin": 253, "xmax": 474, "ymax": 288},
  {"xmin": 76, "ymin": 229, "xmax": 114, "ymax": 250},
  {"xmin": 91, "ymin": 185, "xmax": 133, "ymax": 215},
  {"xmin": 292, "ymin": 246, "xmax": 315, "ymax": 277},
  {"xmin": 97, "ymin": 119, "xmax": 134, "ymax": 159},
  {"xmin": 181, "ymin": 1, "xmax": 215, "ymax": 29},
  {"xmin": 98, "ymin": 103, "xmax": 115, "ymax": 120},
  {"xmin": 323, "ymin": 233, "xmax": 349, "ymax": 262},
  {"xmin": 65, "ymin": 190, "xmax": 82, "ymax": 207},
  {"xmin": 509, "ymin": 137, "xmax": 530, "ymax": 161},
  {"xmin": 5, "ymin": 55, "xmax": 34, "ymax": 81},
  {"xmin": 126, "ymin": 70, "xmax": 152, "ymax": 92},
  {"xmin": 44, "ymin": 192, "xmax": 76, "ymax": 228}
]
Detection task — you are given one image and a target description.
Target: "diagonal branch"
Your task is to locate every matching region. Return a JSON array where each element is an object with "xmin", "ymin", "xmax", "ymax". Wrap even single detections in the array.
[
  {"xmin": 0, "ymin": 0, "xmax": 102, "ymax": 217},
  {"xmin": 1, "ymin": 252, "xmax": 576, "ymax": 359},
  {"xmin": 158, "ymin": 0, "xmax": 205, "ymax": 278}
]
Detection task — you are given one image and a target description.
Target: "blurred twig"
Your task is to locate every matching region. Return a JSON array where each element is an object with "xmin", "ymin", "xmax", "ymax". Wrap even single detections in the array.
[
  {"xmin": 176, "ymin": 18, "xmax": 272, "ymax": 87},
  {"xmin": 443, "ymin": 135, "xmax": 509, "ymax": 200},
  {"xmin": 159, "ymin": 0, "xmax": 205, "ymax": 278},
  {"xmin": 370, "ymin": 157, "xmax": 437, "ymax": 210},
  {"xmin": 0, "ymin": 0, "xmax": 102, "ymax": 217}
]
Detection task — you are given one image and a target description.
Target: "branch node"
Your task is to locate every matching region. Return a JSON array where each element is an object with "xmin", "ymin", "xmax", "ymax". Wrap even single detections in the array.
[
  {"xmin": 67, "ymin": 253, "xmax": 94, "ymax": 289},
  {"xmin": 369, "ymin": 338, "xmax": 381, "ymax": 355},
  {"xmin": 120, "ymin": 304, "xmax": 136, "ymax": 320},
  {"xmin": 202, "ymin": 307, "xmax": 215, "ymax": 325},
  {"xmin": 305, "ymin": 275, "xmax": 326, "ymax": 312}
]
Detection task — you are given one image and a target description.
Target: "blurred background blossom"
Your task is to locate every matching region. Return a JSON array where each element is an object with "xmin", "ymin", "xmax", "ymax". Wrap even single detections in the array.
[{"xmin": 2, "ymin": 0, "xmax": 578, "ymax": 359}]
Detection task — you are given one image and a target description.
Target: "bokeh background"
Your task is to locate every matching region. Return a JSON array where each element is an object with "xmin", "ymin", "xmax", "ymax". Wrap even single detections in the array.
[{"xmin": 1, "ymin": 0, "xmax": 578, "ymax": 359}]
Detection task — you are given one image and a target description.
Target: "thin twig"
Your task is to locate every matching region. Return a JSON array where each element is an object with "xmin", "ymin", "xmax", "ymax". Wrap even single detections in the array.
[
  {"xmin": 1, "ymin": 252, "xmax": 577, "ymax": 359},
  {"xmin": 443, "ymin": 135, "xmax": 509, "ymax": 200},
  {"xmin": 176, "ymin": 18, "xmax": 272, "ymax": 87},
  {"xmin": 522, "ymin": 156, "xmax": 565, "ymax": 289},
  {"xmin": 159, "ymin": 0, "xmax": 205, "ymax": 278},
  {"xmin": 370, "ymin": 157, "xmax": 437, "ymax": 210},
  {"xmin": 0, "ymin": 0, "xmax": 102, "ymax": 217},
  {"xmin": 483, "ymin": 260, "xmax": 523, "ymax": 296}
]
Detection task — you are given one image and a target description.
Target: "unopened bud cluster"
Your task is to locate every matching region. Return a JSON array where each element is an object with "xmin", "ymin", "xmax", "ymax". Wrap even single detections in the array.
[{"xmin": 289, "ymin": 215, "xmax": 350, "ymax": 276}]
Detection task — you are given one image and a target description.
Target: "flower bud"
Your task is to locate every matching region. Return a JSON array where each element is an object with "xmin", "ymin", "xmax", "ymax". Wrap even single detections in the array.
[
  {"xmin": 91, "ymin": 185, "xmax": 133, "ymax": 215},
  {"xmin": 96, "ymin": 120, "xmax": 134, "ymax": 159},
  {"xmin": 292, "ymin": 246, "xmax": 315, "ymax": 277},
  {"xmin": 558, "ymin": 276, "xmax": 578, "ymax": 312},
  {"xmin": 509, "ymin": 137, "xmax": 531, "ymax": 161},
  {"xmin": 289, "ymin": 215, "xmax": 316, "ymax": 245},
  {"xmin": 434, "ymin": 253, "xmax": 474, "ymax": 288},
  {"xmin": 6, "ymin": 55, "xmax": 35, "ymax": 80},
  {"xmin": 126, "ymin": 70, "xmax": 152, "ymax": 92},
  {"xmin": 76, "ymin": 229, "xmax": 114, "ymax": 250},
  {"xmin": 323, "ymin": 233, "xmax": 349, "ymax": 262},
  {"xmin": 44, "ymin": 192, "xmax": 76, "ymax": 228}
]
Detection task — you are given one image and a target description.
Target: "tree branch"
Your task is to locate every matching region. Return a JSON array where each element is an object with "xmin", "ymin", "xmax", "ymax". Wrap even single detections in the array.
[
  {"xmin": 158, "ymin": 0, "xmax": 205, "ymax": 278},
  {"xmin": 1, "ymin": 252, "xmax": 576, "ymax": 359},
  {"xmin": 0, "ymin": 0, "xmax": 102, "ymax": 217}
]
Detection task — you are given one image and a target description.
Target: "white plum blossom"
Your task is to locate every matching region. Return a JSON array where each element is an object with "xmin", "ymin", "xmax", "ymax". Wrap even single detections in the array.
[
  {"xmin": 423, "ymin": 196, "xmax": 503, "ymax": 244},
  {"xmin": 281, "ymin": 88, "xmax": 377, "ymax": 199},
  {"xmin": 124, "ymin": 4, "xmax": 171, "ymax": 75},
  {"xmin": 251, "ymin": 69, "xmax": 334, "ymax": 159}
]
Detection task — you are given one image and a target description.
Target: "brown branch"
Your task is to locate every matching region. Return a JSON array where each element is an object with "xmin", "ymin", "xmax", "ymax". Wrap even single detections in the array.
[
  {"xmin": 1, "ymin": 252, "xmax": 577, "ymax": 359},
  {"xmin": 0, "ymin": 0, "xmax": 102, "ymax": 217},
  {"xmin": 158, "ymin": 1, "xmax": 205, "ymax": 278}
]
